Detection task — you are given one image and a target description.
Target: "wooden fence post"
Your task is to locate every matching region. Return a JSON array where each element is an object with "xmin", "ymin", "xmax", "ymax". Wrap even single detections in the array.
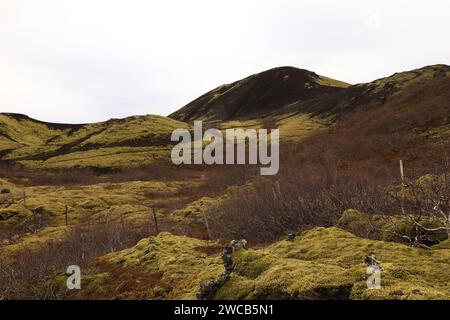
[
  {"xmin": 120, "ymin": 213, "xmax": 125, "ymax": 228},
  {"xmin": 399, "ymin": 160, "xmax": 405, "ymax": 184},
  {"xmin": 203, "ymin": 213, "xmax": 212, "ymax": 239},
  {"xmin": 152, "ymin": 207, "xmax": 159, "ymax": 235},
  {"xmin": 399, "ymin": 160, "xmax": 405, "ymax": 215},
  {"xmin": 65, "ymin": 205, "xmax": 69, "ymax": 226}
]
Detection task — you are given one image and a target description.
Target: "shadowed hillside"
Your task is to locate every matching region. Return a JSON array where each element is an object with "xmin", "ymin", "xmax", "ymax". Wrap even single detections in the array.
[
  {"xmin": 170, "ymin": 64, "xmax": 450, "ymax": 142},
  {"xmin": 169, "ymin": 66, "xmax": 350, "ymax": 122},
  {"xmin": 170, "ymin": 65, "xmax": 450, "ymax": 124}
]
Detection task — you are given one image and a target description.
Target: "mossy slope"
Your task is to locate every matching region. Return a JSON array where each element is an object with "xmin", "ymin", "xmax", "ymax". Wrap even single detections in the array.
[
  {"xmin": 51, "ymin": 232, "xmax": 224, "ymax": 300},
  {"xmin": 219, "ymin": 227, "xmax": 450, "ymax": 300},
  {"xmin": 0, "ymin": 114, "xmax": 190, "ymax": 169},
  {"xmin": 55, "ymin": 227, "xmax": 450, "ymax": 300}
]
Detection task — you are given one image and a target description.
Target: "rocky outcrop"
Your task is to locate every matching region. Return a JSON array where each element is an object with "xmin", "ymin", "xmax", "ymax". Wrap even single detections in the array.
[{"xmin": 197, "ymin": 239, "xmax": 247, "ymax": 300}]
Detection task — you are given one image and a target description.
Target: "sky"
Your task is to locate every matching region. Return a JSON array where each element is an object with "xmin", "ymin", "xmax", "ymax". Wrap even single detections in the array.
[{"xmin": 0, "ymin": 0, "xmax": 449, "ymax": 123}]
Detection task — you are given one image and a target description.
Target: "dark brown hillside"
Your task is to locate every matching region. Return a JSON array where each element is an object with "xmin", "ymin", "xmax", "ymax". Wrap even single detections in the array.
[
  {"xmin": 301, "ymin": 64, "xmax": 450, "ymax": 119},
  {"xmin": 169, "ymin": 66, "xmax": 350, "ymax": 122},
  {"xmin": 170, "ymin": 64, "xmax": 450, "ymax": 123},
  {"xmin": 296, "ymin": 73, "xmax": 450, "ymax": 169}
]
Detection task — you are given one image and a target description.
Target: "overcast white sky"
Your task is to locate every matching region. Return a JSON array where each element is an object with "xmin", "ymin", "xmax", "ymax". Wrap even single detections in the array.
[{"xmin": 0, "ymin": 0, "xmax": 449, "ymax": 123}]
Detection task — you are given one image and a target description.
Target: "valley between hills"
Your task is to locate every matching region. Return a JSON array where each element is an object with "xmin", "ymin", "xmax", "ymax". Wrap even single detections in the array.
[{"xmin": 0, "ymin": 64, "xmax": 449, "ymax": 300}]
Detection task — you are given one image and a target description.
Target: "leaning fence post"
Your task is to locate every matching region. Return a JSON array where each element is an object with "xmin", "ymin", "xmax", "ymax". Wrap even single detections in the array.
[
  {"xmin": 152, "ymin": 207, "xmax": 159, "ymax": 235},
  {"xmin": 399, "ymin": 160, "xmax": 405, "ymax": 184}
]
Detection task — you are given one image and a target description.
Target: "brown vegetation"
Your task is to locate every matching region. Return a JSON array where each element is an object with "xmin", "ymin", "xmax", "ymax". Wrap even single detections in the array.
[
  {"xmin": 0, "ymin": 217, "xmax": 150, "ymax": 299},
  {"xmin": 208, "ymin": 77, "xmax": 450, "ymax": 243}
]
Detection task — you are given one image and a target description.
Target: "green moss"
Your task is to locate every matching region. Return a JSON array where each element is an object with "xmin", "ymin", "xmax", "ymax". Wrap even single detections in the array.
[
  {"xmin": 0, "ymin": 114, "xmax": 191, "ymax": 169},
  {"xmin": 215, "ymin": 227, "xmax": 450, "ymax": 300},
  {"xmin": 49, "ymin": 272, "xmax": 109, "ymax": 300},
  {"xmin": 80, "ymin": 198, "xmax": 107, "ymax": 211},
  {"xmin": 232, "ymin": 250, "xmax": 273, "ymax": 279},
  {"xmin": 217, "ymin": 113, "xmax": 329, "ymax": 143},
  {"xmin": 214, "ymin": 274, "xmax": 256, "ymax": 300},
  {"xmin": 0, "ymin": 203, "xmax": 33, "ymax": 226},
  {"xmin": 433, "ymin": 239, "xmax": 450, "ymax": 250},
  {"xmin": 316, "ymin": 75, "xmax": 351, "ymax": 88},
  {"xmin": 46, "ymin": 227, "xmax": 450, "ymax": 300},
  {"xmin": 368, "ymin": 64, "xmax": 450, "ymax": 94},
  {"xmin": 381, "ymin": 217, "xmax": 448, "ymax": 244},
  {"xmin": 337, "ymin": 209, "xmax": 370, "ymax": 237},
  {"xmin": 338, "ymin": 209, "xmax": 448, "ymax": 244},
  {"xmin": 98, "ymin": 233, "xmax": 224, "ymax": 299},
  {"xmin": 171, "ymin": 197, "xmax": 218, "ymax": 224}
]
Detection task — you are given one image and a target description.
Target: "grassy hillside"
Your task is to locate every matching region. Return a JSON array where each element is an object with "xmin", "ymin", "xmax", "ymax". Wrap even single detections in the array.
[
  {"xmin": 0, "ymin": 114, "xmax": 190, "ymax": 169},
  {"xmin": 0, "ymin": 177, "xmax": 195, "ymax": 230},
  {"xmin": 1, "ymin": 64, "xmax": 449, "ymax": 300},
  {"xmin": 2, "ymin": 64, "xmax": 448, "ymax": 167}
]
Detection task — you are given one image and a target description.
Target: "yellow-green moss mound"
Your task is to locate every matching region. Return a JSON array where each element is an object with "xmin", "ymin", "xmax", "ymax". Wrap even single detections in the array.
[
  {"xmin": 53, "ymin": 227, "xmax": 450, "ymax": 300},
  {"xmin": 171, "ymin": 197, "xmax": 218, "ymax": 224},
  {"xmin": 0, "ymin": 113, "xmax": 190, "ymax": 169},
  {"xmin": 217, "ymin": 227, "xmax": 450, "ymax": 300},
  {"xmin": 0, "ymin": 203, "xmax": 33, "ymax": 226},
  {"xmin": 338, "ymin": 209, "xmax": 448, "ymax": 244},
  {"xmin": 51, "ymin": 232, "xmax": 224, "ymax": 300}
]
